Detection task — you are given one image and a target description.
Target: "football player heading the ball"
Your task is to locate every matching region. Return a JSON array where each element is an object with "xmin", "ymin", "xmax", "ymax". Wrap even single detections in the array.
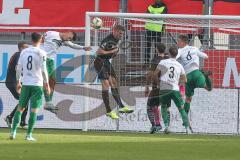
[
  {"xmin": 94, "ymin": 25, "xmax": 134, "ymax": 119},
  {"xmin": 41, "ymin": 31, "xmax": 92, "ymax": 114}
]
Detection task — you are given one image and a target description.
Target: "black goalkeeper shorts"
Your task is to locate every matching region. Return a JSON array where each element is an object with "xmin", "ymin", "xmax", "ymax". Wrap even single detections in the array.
[
  {"xmin": 94, "ymin": 57, "xmax": 116, "ymax": 80},
  {"xmin": 6, "ymin": 84, "xmax": 19, "ymax": 100},
  {"xmin": 147, "ymin": 88, "xmax": 161, "ymax": 108},
  {"xmin": 147, "ymin": 88, "xmax": 171, "ymax": 108}
]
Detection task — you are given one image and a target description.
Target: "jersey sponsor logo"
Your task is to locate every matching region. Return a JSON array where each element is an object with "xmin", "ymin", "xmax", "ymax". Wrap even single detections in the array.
[{"xmin": 0, "ymin": 0, "xmax": 30, "ymax": 25}]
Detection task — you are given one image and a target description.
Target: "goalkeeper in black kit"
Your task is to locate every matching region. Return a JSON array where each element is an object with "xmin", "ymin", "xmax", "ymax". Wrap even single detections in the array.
[{"xmin": 94, "ymin": 25, "xmax": 134, "ymax": 119}]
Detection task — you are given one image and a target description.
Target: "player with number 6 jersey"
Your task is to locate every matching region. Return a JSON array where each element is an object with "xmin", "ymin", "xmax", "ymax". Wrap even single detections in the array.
[{"xmin": 177, "ymin": 35, "xmax": 213, "ymax": 132}]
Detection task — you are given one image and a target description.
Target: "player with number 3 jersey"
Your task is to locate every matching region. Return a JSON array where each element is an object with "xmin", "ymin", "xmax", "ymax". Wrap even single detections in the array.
[{"xmin": 154, "ymin": 46, "xmax": 191, "ymax": 134}]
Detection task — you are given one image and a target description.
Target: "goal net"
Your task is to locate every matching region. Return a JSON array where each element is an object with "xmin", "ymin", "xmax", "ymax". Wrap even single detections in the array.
[{"xmin": 84, "ymin": 12, "xmax": 240, "ymax": 134}]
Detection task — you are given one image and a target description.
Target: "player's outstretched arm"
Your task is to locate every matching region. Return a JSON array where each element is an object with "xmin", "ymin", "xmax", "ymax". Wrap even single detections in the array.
[
  {"xmin": 96, "ymin": 47, "xmax": 118, "ymax": 55},
  {"xmin": 64, "ymin": 41, "xmax": 92, "ymax": 51},
  {"xmin": 197, "ymin": 49, "xmax": 208, "ymax": 59},
  {"xmin": 41, "ymin": 56, "xmax": 51, "ymax": 95}
]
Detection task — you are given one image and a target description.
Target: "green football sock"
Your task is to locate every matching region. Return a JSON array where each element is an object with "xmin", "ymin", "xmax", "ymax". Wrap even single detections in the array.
[
  {"xmin": 161, "ymin": 105, "xmax": 170, "ymax": 127},
  {"xmin": 179, "ymin": 108, "xmax": 189, "ymax": 128},
  {"xmin": 167, "ymin": 110, "xmax": 171, "ymax": 124},
  {"xmin": 11, "ymin": 111, "xmax": 22, "ymax": 133},
  {"xmin": 44, "ymin": 89, "xmax": 53, "ymax": 102},
  {"xmin": 184, "ymin": 102, "xmax": 190, "ymax": 115},
  {"xmin": 27, "ymin": 112, "xmax": 37, "ymax": 136}
]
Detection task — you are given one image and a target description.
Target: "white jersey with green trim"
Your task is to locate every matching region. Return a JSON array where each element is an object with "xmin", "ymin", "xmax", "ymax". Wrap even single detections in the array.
[
  {"xmin": 41, "ymin": 31, "xmax": 84, "ymax": 59},
  {"xmin": 157, "ymin": 58, "xmax": 185, "ymax": 91},
  {"xmin": 177, "ymin": 45, "xmax": 208, "ymax": 74},
  {"xmin": 41, "ymin": 31, "xmax": 62, "ymax": 58},
  {"xmin": 18, "ymin": 47, "xmax": 48, "ymax": 86}
]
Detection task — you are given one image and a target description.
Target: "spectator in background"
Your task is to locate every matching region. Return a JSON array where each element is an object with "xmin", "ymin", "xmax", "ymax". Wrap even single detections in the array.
[{"xmin": 145, "ymin": 0, "xmax": 168, "ymax": 63}]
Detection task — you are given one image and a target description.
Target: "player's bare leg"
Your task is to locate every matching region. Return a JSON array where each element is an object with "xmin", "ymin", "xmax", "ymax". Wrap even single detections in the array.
[
  {"xmin": 25, "ymin": 108, "xmax": 39, "ymax": 141},
  {"xmin": 10, "ymin": 106, "xmax": 25, "ymax": 139},
  {"xmin": 184, "ymin": 97, "xmax": 192, "ymax": 115},
  {"xmin": 153, "ymin": 106, "xmax": 162, "ymax": 131},
  {"xmin": 44, "ymin": 77, "xmax": 58, "ymax": 113},
  {"xmin": 109, "ymin": 76, "xmax": 133, "ymax": 113},
  {"xmin": 102, "ymin": 79, "xmax": 119, "ymax": 119},
  {"xmin": 44, "ymin": 59, "xmax": 58, "ymax": 114},
  {"xmin": 178, "ymin": 105, "xmax": 191, "ymax": 134},
  {"xmin": 161, "ymin": 105, "xmax": 171, "ymax": 134},
  {"xmin": 184, "ymin": 97, "xmax": 193, "ymax": 133},
  {"xmin": 201, "ymin": 69, "xmax": 213, "ymax": 91}
]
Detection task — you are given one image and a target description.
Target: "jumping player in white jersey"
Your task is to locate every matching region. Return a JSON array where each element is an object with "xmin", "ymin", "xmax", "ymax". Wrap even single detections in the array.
[
  {"xmin": 10, "ymin": 32, "xmax": 51, "ymax": 141},
  {"xmin": 41, "ymin": 31, "xmax": 92, "ymax": 113},
  {"xmin": 154, "ymin": 46, "xmax": 191, "ymax": 134},
  {"xmin": 177, "ymin": 34, "xmax": 212, "ymax": 130}
]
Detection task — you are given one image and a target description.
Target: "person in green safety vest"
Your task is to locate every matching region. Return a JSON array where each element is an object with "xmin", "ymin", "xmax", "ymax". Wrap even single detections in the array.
[{"xmin": 145, "ymin": 0, "xmax": 168, "ymax": 64}]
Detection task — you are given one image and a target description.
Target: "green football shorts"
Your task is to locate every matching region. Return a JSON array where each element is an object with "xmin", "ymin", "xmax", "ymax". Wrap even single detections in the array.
[
  {"xmin": 185, "ymin": 69, "xmax": 206, "ymax": 97},
  {"xmin": 159, "ymin": 90, "xmax": 184, "ymax": 108},
  {"xmin": 19, "ymin": 85, "xmax": 43, "ymax": 108}
]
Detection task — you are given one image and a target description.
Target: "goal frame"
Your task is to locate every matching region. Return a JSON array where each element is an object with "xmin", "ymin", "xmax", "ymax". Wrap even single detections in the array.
[{"xmin": 84, "ymin": 12, "xmax": 240, "ymax": 133}]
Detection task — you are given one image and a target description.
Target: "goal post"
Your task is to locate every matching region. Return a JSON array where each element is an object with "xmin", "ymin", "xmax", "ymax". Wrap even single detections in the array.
[{"xmin": 84, "ymin": 12, "xmax": 240, "ymax": 134}]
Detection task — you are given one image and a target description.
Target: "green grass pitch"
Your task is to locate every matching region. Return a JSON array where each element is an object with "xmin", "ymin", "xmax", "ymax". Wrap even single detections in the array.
[{"xmin": 0, "ymin": 128, "xmax": 240, "ymax": 160}]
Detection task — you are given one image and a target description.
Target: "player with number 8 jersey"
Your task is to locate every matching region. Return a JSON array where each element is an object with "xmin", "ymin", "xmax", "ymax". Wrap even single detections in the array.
[
  {"xmin": 10, "ymin": 33, "xmax": 50, "ymax": 141},
  {"xmin": 19, "ymin": 49, "xmax": 47, "ymax": 86}
]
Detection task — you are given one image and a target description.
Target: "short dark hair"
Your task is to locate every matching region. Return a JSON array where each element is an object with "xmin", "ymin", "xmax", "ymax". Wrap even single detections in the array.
[
  {"xmin": 71, "ymin": 32, "xmax": 77, "ymax": 41},
  {"xmin": 178, "ymin": 34, "xmax": 189, "ymax": 43},
  {"xmin": 169, "ymin": 46, "xmax": 178, "ymax": 58},
  {"xmin": 156, "ymin": 43, "xmax": 166, "ymax": 53},
  {"xmin": 113, "ymin": 25, "xmax": 125, "ymax": 31},
  {"xmin": 18, "ymin": 41, "xmax": 27, "ymax": 50},
  {"xmin": 31, "ymin": 32, "xmax": 42, "ymax": 43}
]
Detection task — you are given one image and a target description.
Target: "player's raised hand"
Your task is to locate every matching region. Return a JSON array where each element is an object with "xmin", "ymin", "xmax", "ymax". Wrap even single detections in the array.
[{"xmin": 83, "ymin": 46, "xmax": 92, "ymax": 51}]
